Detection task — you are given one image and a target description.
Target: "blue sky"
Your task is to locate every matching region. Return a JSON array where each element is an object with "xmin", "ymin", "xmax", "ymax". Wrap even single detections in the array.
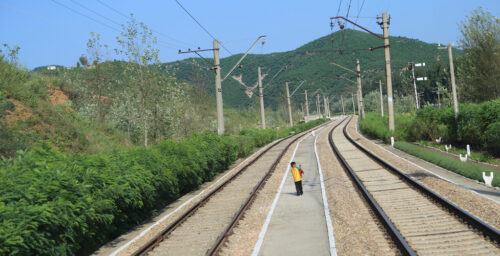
[{"xmin": 1, "ymin": 0, "xmax": 498, "ymax": 69}]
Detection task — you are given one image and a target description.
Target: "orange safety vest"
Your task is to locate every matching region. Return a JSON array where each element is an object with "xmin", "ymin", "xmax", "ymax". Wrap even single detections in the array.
[{"xmin": 291, "ymin": 167, "xmax": 302, "ymax": 182}]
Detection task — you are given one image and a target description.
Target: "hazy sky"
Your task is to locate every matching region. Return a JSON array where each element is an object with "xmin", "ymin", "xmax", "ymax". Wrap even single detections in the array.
[{"xmin": 1, "ymin": 0, "xmax": 499, "ymax": 69}]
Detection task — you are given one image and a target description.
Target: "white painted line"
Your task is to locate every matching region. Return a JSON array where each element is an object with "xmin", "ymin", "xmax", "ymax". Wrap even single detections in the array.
[
  {"xmin": 251, "ymin": 134, "xmax": 310, "ymax": 256},
  {"xmin": 352, "ymin": 127, "xmax": 499, "ymax": 204},
  {"xmin": 110, "ymin": 138, "xmax": 280, "ymax": 256},
  {"xmin": 314, "ymin": 127, "xmax": 337, "ymax": 256}
]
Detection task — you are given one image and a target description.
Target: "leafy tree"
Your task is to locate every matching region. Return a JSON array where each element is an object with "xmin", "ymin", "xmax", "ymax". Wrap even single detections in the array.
[
  {"xmin": 1, "ymin": 43, "xmax": 20, "ymax": 66},
  {"xmin": 457, "ymin": 7, "xmax": 500, "ymax": 102},
  {"xmin": 85, "ymin": 32, "xmax": 111, "ymax": 123},
  {"xmin": 115, "ymin": 15, "xmax": 160, "ymax": 146}
]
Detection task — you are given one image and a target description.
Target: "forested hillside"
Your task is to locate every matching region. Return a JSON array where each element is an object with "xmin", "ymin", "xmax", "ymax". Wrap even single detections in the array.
[{"xmin": 164, "ymin": 29, "xmax": 462, "ymax": 110}]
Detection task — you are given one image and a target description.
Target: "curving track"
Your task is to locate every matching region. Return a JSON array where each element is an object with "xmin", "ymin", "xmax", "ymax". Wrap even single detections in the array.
[
  {"xmin": 329, "ymin": 116, "xmax": 500, "ymax": 256},
  {"xmin": 131, "ymin": 122, "xmax": 329, "ymax": 256}
]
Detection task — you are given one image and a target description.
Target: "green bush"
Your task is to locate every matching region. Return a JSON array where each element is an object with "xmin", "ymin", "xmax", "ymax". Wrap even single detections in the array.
[
  {"xmin": 361, "ymin": 99, "xmax": 500, "ymax": 156},
  {"xmin": 395, "ymin": 141, "xmax": 499, "ymax": 187},
  {"xmin": 413, "ymin": 106, "xmax": 455, "ymax": 142},
  {"xmin": 485, "ymin": 121, "xmax": 500, "ymax": 154},
  {"xmin": 359, "ymin": 113, "xmax": 394, "ymax": 143},
  {"xmin": 0, "ymin": 119, "xmax": 327, "ymax": 255}
]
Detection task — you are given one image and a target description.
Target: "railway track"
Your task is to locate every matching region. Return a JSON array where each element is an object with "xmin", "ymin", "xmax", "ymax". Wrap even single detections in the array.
[
  {"xmin": 329, "ymin": 116, "xmax": 500, "ymax": 256},
  {"xmin": 131, "ymin": 122, "xmax": 329, "ymax": 256}
]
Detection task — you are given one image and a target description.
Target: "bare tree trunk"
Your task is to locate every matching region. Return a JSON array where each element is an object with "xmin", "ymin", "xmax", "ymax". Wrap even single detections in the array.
[
  {"xmin": 144, "ymin": 118, "xmax": 148, "ymax": 147},
  {"xmin": 127, "ymin": 122, "xmax": 131, "ymax": 144}
]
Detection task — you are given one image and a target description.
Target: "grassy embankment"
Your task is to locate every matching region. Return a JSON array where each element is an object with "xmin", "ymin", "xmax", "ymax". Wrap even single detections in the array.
[{"xmin": 358, "ymin": 105, "xmax": 499, "ymax": 187}]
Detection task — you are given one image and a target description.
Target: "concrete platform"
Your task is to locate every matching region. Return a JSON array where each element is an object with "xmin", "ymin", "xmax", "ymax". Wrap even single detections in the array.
[{"xmin": 258, "ymin": 132, "xmax": 330, "ymax": 256}]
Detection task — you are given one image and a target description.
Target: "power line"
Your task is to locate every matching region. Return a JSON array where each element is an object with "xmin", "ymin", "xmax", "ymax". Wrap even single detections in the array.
[
  {"xmin": 174, "ymin": 0, "xmax": 233, "ymax": 56},
  {"xmin": 70, "ymin": 0, "xmax": 120, "ymax": 26},
  {"xmin": 94, "ymin": 0, "xmax": 194, "ymax": 48},
  {"xmin": 50, "ymin": 0, "xmax": 120, "ymax": 32},
  {"xmin": 52, "ymin": 0, "xmax": 178, "ymax": 51},
  {"xmin": 355, "ymin": 0, "xmax": 366, "ymax": 23},
  {"xmin": 95, "ymin": 0, "xmax": 129, "ymax": 19},
  {"xmin": 346, "ymin": 0, "xmax": 352, "ymax": 18},
  {"xmin": 0, "ymin": 1, "xmax": 85, "ymax": 33},
  {"xmin": 336, "ymin": 0, "xmax": 343, "ymax": 16}
]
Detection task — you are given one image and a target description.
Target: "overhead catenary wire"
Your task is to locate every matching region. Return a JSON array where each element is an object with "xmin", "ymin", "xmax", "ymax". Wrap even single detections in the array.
[
  {"xmin": 355, "ymin": 0, "xmax": 366, "ymax": 23},
  {"xmin": 174, "ymin": 0, "xmax": 233, "ymax": 56},
  {"xmin": 263, "ymin": 65, "xmax": 287, "ymax": 90}
]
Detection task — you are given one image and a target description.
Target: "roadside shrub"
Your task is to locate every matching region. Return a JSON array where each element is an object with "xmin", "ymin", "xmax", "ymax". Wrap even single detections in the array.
[
  {"xmin": 485, "ymin": 121, "xmax": 500, "ymax": 155},
  {"xmin": 361, "ymin": 99, "xmax": 500, "ymax": 157},
  {"xmin": 412, "ymin": 106, "xmax": 455, "ymax": 142},
  {"xmin": 0, "ymin": 119, "xmax": 327, "ymax": 255},
  {"xmin": 359, "ymin": 113, "xmax": 394, "ymax": 142}
]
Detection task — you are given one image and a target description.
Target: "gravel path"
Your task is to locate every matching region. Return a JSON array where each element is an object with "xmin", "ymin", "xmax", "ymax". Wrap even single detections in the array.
[
  {"xmin": 348, "ymin": 116, "xmax": 500, "ymax": 230},
  {"xmin": 317, "ymin": 118, "xmax": 397, "ymax": 256}
]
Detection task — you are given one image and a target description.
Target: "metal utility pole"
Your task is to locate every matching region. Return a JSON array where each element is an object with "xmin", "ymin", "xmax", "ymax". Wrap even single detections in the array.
[
  {"xmin": 179, "ymin": 36, "xmax": 266, "ymax": 135},
  {"xmin": 327, "ymin": 96, "xmax": 331, "ymax": 117},
  {"xmin": 213, "ymin": 40, "xmax": 224, "ymax": 135},
  {"xmin": 258, "ymin": 66, "xmax": 266, "ymax": 129},
  {"xmin": 410, "ymin": 62, "xmax": 419, "ymax": 109},
  {"xmin": 449, "ymin": 43, "xmax": 458, "ymax": 118},
  {"xmin": 379, "ymin": 80, "xmax": 384, "ymax": 117},
  {"xmin": 286, "ymin": 82, "xmax": 293, "ymax": 127},
  {"xmin": 323, "ymin": 96, "xmax": 328, "ymax": 117},
  {"xmin": 305, "ymin": 90, "xmax": 310, "ymax": 116},
  {"xmin": 409, "ymin": 62, "xmax": 427, "ymax": 109},
  {"xmin": 356, "ymin": 94, "xmax": 360, "ymax": 115},
  {"xmin": 437, "ymin": 43, "xmax": 458, "ymax": 118},
  {"xmin": 341, "ymin": 95, "xmax": 345, "ymax": 115},
  {"xmin": 356, "ymin": 59, "xmax": 365, "ymax": 119},
  {"xmin": 351, "ymin": 93, "xmax": 356, "ymax": 115},
  {"xmin": 316, "ymin": 94, "xmax": 321, "ymax": 116},
  {"xmin": 381, "ymin": 12, "xmax": 395, "ymax": 131}
]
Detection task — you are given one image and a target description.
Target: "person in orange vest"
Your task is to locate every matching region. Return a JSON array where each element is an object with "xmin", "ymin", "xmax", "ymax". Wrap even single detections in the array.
[{"xmin": 290, "ymin": 162, "xmax": 303, "ymax": 196}]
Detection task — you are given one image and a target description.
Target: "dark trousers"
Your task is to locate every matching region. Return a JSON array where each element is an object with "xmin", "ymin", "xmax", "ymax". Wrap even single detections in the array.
[{"xmin": 294, "ymin": 180, "xmax": 303, "ymax": 195}]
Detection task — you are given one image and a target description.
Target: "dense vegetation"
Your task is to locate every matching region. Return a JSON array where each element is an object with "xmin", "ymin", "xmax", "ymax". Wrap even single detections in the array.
[
  {"xmin": 359, "ymin": 99, "xmax": 500, "ymax": 157},
  {"xmin": 0, "ymin": 56, "xmax": 129, "ymax": 158},
  {"xmin": 358, "ymin": 100, "xmax": 500, "ymax": 187},
  {"xmin": 457, "ymin": 7, "xmax": 500, "ymax": 102},
  {"xmin": 164, "ymin": 29, "xmax": 462, "ymax": 112},
  {"xmin": 0, "ymin": 119, "xmax": 327, "ymax": 255}
]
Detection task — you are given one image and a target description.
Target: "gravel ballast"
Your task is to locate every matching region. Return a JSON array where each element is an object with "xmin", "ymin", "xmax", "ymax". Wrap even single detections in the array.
[
  {"xmin": 349, "ymin": 116, "xmax": 500, "ymax": 230},
  {"xmin": 318, "ymin": 119, "xmax": 397, "ymax": 255}
]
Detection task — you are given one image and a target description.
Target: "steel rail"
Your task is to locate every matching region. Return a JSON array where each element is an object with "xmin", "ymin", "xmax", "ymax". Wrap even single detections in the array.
[
  {"xmin": 341, "ymin": 117, "xmax": 500, "ymax": 244},
  {"xmin": 328, "ymin": 116, "xmax": 416, "ymax": 256},
  {"xmin": 206, "ymin": 120, "xmax": 332, "ymax": 255},
  {"xmin": 132, "ymin": 120, "xmax": 331, "ymax": 255}
]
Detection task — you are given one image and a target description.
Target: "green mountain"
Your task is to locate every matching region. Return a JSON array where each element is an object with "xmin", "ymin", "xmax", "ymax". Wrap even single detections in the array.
[{"xmin": 163, "ymin": 29, "xmax": 462, "ymax": 109}]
